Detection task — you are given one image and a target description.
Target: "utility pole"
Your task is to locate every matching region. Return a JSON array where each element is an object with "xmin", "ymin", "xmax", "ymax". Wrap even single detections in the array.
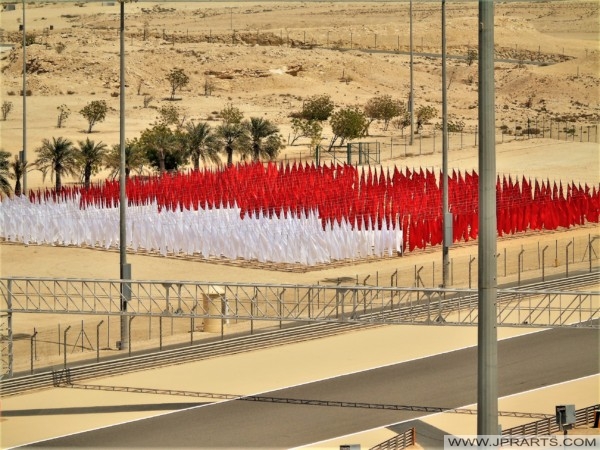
[
  {"xmin": 409, "ymin": 0, "xmax": 414, "ymax": 146},
  {"xmin": 22, "ymin": 0, "xmax": 27, "ymax": 196},
  {"xmin": 477, "ymin": 0, "xmax": 499, "ymax": 437},
  {"xmin": 119, "ymin": 0, "xmax": 131, "ymax": 351},
  {"xmin": 442, "ymin": 0, "xmax": 451, "ymax": 288}
]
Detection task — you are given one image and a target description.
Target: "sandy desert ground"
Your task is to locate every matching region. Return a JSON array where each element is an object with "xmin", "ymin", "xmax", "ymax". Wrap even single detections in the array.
[
  {"xmin": 0, "ymin": 1, "xmax": 598, "ymax": 186},
  {"xmin": 0, "ymin": 2, "xmax": 598, "ymax": 447},
  {"xmin": 0, "ymin": 0, "xmax": 599, "ymax": 357}
]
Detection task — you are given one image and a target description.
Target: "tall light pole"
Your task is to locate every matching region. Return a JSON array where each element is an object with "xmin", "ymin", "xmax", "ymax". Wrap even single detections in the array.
[
  {"xmin": 22, "ymin": 0, "xmax": 27, "ymax": 196},
  {"xmin": 409, "ymin": 0, "xmax": 414, "ymax": 146},
  {"xmin": 119, "ymin": 0, "xmax": 131, "ymax": 351},
  {"xmin": 477, "ymin": 0, "xmax": 498, "ymax": 436},
  {"xmin": 442, "ymin": 0, "xmax": 451, "ymax": 287}
]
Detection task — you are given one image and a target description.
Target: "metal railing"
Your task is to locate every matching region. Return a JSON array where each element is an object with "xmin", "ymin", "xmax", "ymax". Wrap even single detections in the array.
[
  {"xmin": 2, "ymin": 275, "xmax": 598, "ymax": 327},
  {"xmin": 502, "ymin": 405, "xmax": 599, "ymax": 436},
  {"xmin": 1, "ymin": 273, "xmax": 598, "ymax": 379},
  {"xmin": 370, "ymin": 427, "xmax": 416, "ymax": 450}
]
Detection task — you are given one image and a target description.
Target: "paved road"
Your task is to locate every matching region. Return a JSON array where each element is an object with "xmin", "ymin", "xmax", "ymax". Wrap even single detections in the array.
[{"xmin": 27, "ymin": 327, "xmax": 599, "ymax": 448}]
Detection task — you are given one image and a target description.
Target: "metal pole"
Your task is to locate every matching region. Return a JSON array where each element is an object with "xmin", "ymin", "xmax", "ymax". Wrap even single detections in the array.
[
  {"xmin": 128, "ymin": 316, "xmax": 135, "ymax": 357},
  {"xmin": 566, "ymin": 241, "xmax": 572, "ymax": 277},
  {"xmin": 63, "ymin": 325, "xmax": 71, "ymax": 369},
  {"xmin": 30, "ymin": 330, "xmax": 37, "ymax": 375},
  {"xmin": 96, "ymin": 320, "xmax": 104, "ymax": 363},
  {"xmin": 442, "ymin": 0, "xmax": 450, "ymax": 288},
  {"xmin": 119, "ymin": 0, "xmax": 130, "ymax": 351},
  {"xmin": 6, "ymin": 280, "xmax": 14, "ymax": 378},
  {"xmin": 409, "ymin": 0, "xmax": 414, "ymax": 145},
  {"xmin": 477, "ymin": 0, "xmax": 498, "ymax": 436},
  {"xmin": 22, "ymin": 0, "xmax": 27, "ymax": 196},
  {"xmin": 542, "ymin": 245, "xmax": 548, "ymax": 281}
]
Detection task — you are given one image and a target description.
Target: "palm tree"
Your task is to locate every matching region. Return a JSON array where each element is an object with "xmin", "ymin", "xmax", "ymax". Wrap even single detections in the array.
[
  {"xmin": 9, "ymin": 154, "xmax": 29, "ymax": 197},
  {"xmin": 244, "ymin": 117, "xmax": 284, "ymax": 162},
  {"xmin": 182, "ymin": 121, "xmax": 221, "ymax": 170},
  {"xmin": 0, "ymin": 150, "xmax": 12, "ymax": 197},
  {"xmin": 34, "ymin": 137, "xmax": 78, "ymax": 192},
  {"xmin": 77, "ymin": 138, "xmax": 108, "ymax": 189},
  {"xmin": 215, "ymin": 122, "xmax": 247, "ymax": 166},
  {"xmin": 104, "ymin": 139, "xmax": 148, "ymax": 180}
]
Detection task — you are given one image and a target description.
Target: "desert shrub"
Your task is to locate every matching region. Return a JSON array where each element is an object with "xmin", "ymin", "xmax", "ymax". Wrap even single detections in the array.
[
  {"xmin": 24, "ymin": 32, "xmax": 37, "ymax": 46},
  {"xmin": 56, "ymin": 104, "xmax": 70, "ymax": 128},
  {"xmin": 1, "ymin": 101, "xmax": 13, "ymax": 120},
  {"xmin": 143, "ymin": 95, "xmax": 154, "ymax": 108},
  {"xmin": 55, "ymin": 42, "xmax": 66, "ymax": 54}
]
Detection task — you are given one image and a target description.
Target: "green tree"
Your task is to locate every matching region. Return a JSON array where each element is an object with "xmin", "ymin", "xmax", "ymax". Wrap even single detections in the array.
[
  {"xmin": 215, "ymin": 122, "xmax": 247, "ymax": 166},
  {"xmin": 243, "ymin": 117, "xmax": 284, "ymax": 162},
  {"xmin": 300, "ymin": 94, "xmax": 334, "ymax": 121},
  {"xmin": 0, "ymin": 150, "xmax": 12, "ymax": 197},
  {"xmin": 220, "ymin": 104, "xmax": 244, "ymax": 125},
  {"xmin": 289, "ymin": 118, "xmax": 323, "ymax": 146},
  {"xmin": 435, "ymin": 119, "xmax": 465, "ymax": 133},
  {"xmin": 34, "ymin": 137, "xmax": 78, "ymax": 191},
  {"xmin": 328, "ymin": 107, "xmax": 368, "ymax": 149},
  {"xmin": 80, "ymin": 100, "xmax": 108, "ymax": 133},
  {"xmin": 415, "ymin": 105, "xmax": 438, "ymax": 131},
  {"xmin": 167, "ymin": 67, "xmax": 190, "ymax": 100},
  {"xmin": 138, "ymin": 124, "xmax": 183, "ymax": 175},
  {"xmin": 156, "ymin": 104, "xmax": 184, "ymax": 127},
  {"xmin": 181, "ymin": 121, "xmax": 221, "ymax": 170},
  {"xmin": 392, "ymin": 111, "xmax": 411, "ymax": 135},
  {"xmin": 104, "ymin": 139, "xmax": 148, "ymax": 180},
  {"xmin": 364, "ymin": 95, "xmax": 405, "ymax": 133},
  {"xmin": 76, "ymin": 138, "xmax": 108, "ymax": 189}
]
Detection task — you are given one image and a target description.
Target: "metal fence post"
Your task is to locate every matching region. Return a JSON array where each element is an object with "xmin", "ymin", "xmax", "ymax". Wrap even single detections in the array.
[
  {"xmin": 566, "ymin": 241, "xmax": 573, "ymax": 277},
  {"xmin": 159, "ymin": 316, "xmax": 163, "ymax": 351},
  {"xmin": 542, "ymin": 245, "xmax": 549, "ymax": 281},
  {"xmin": 63, "ymin": 325, "xmax": 71, "ymax": 369},
  {"xmin": 518, "ymin": 249, "xmax": 525, "ymax": 286},
  {"xmin": 30, "ymin": 329, "xmax": 37, "ymax": 375},
  {"xmin": 128, "ymin": 315, "xmax": 135, "ymax": 357},
  {"xmin": 96, "ymin": 320, "xmax": 104, "ymax": 363},
  {"xmin": 467, "ymin": 256, "xmax": 475, "ymax": 289}
]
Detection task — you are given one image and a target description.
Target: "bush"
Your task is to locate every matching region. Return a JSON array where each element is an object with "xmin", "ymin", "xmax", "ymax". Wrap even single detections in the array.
[
  {"xmin": 24, "ymin": 32, "xmax": 37, "ymax": 46},
  {"xmin": 1, "ymin": 101, "xmax": 13, "ymax": 120}
]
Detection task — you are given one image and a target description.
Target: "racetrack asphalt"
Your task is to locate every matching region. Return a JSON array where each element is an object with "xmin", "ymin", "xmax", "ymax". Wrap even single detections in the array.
[{"xmin": 24, "ymin": 327, "xmax": 599, "ymax": 449}]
